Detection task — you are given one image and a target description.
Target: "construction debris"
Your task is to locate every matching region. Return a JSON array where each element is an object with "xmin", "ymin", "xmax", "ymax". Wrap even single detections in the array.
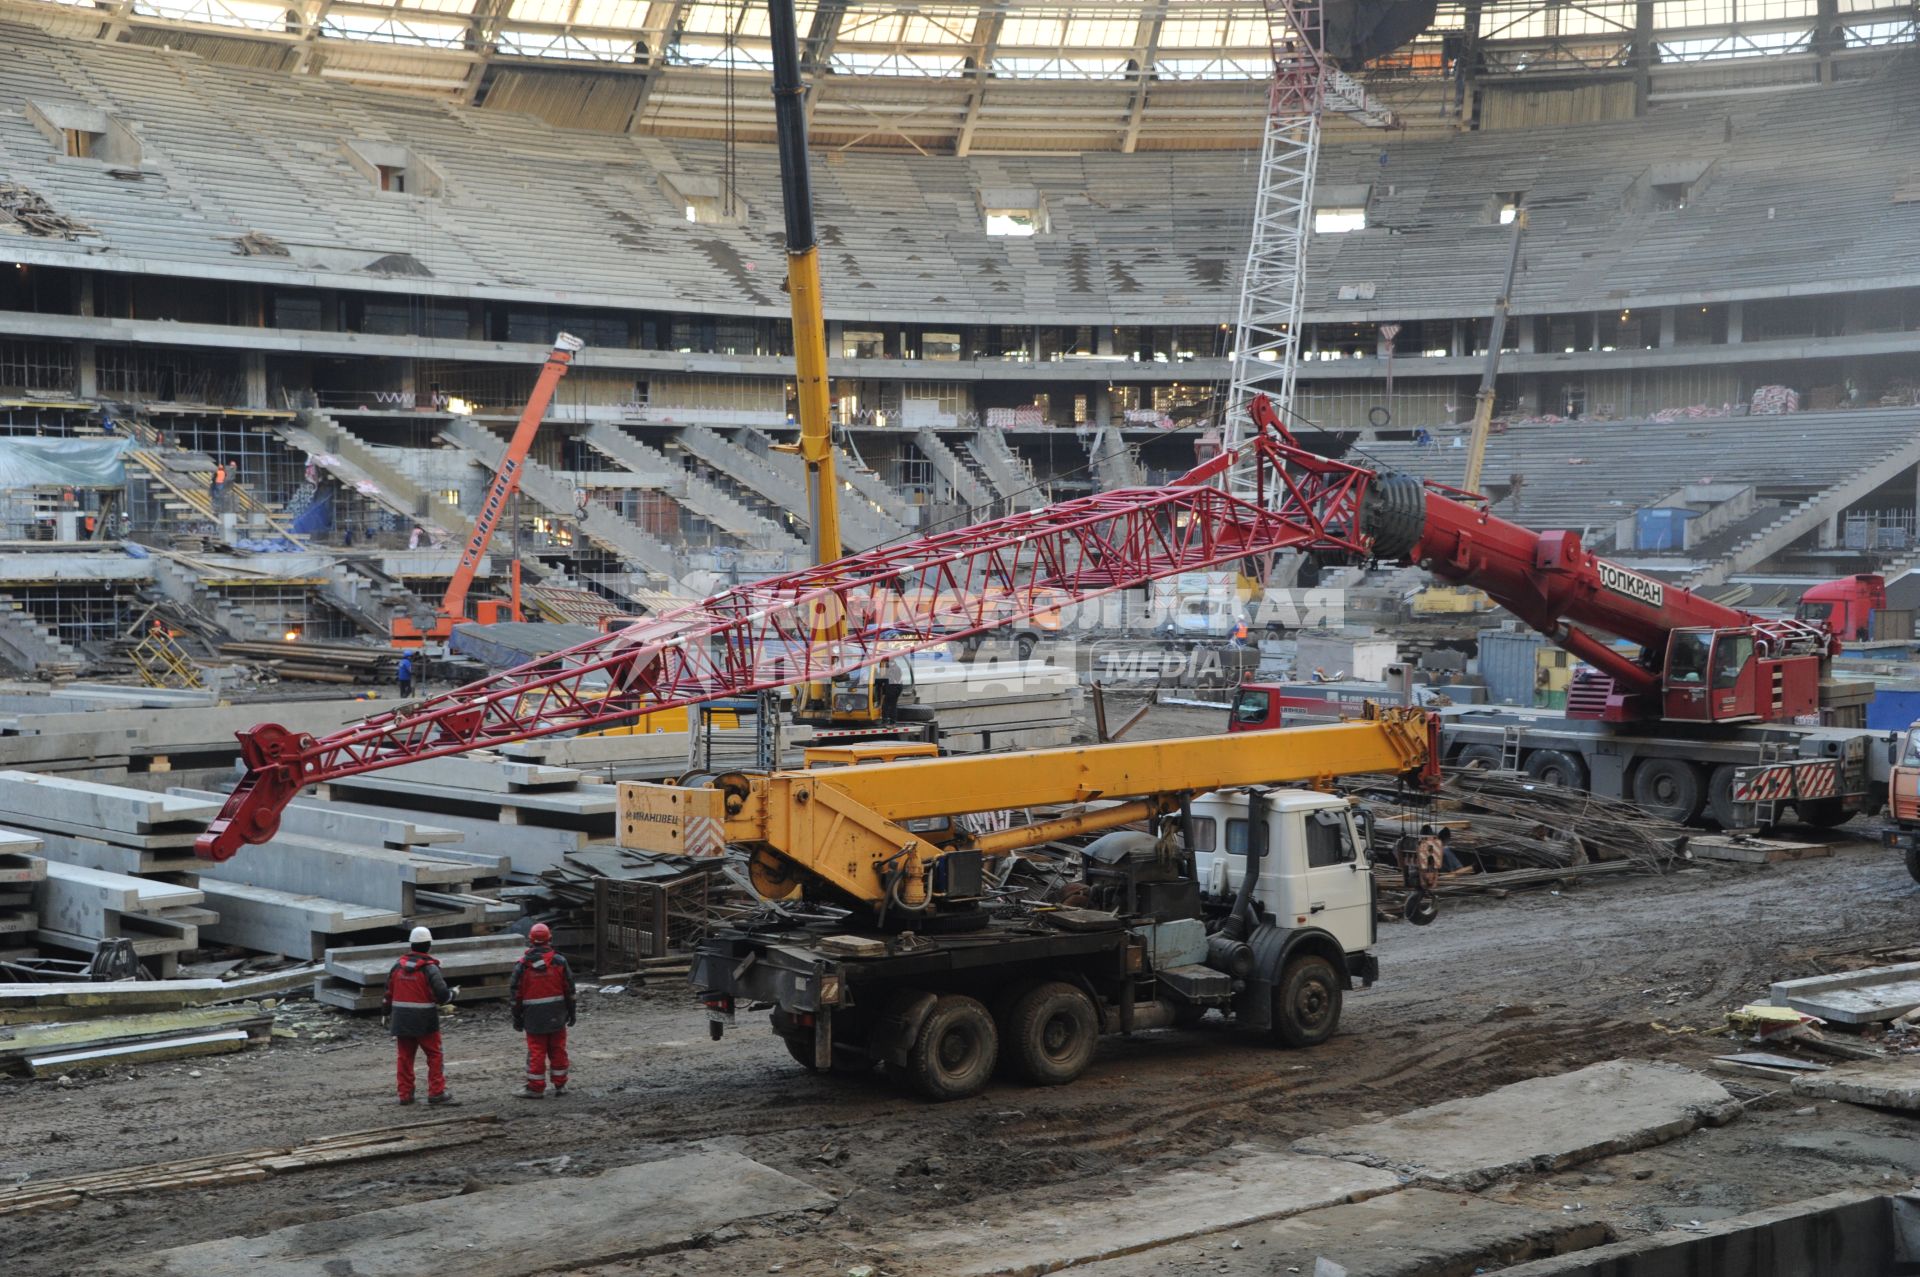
[
  {"xmin": 0, "ymin": 1115, "xmax": 500, "ymax": 1216},
  {"xmin": 1771, "ymin": 961, "xmax": 1920, "ymax": 1026},
  {"xmin": 0, "ymin": 1005, "xmax": 272, "ymax": 1076},
  {"xmin": 0, "ymin": 182, "xmax": 93, "ymax": 238},
  {"xmin": 1352, "ymin": 767, "xmax": 1689, "ymax": 910}
]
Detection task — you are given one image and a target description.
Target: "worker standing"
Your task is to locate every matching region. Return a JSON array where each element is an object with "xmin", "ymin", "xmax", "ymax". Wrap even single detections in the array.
[
  {"xmin": 384, "ymin": 926, "xmax": 456, "ymax": 1106},
  {"xmin": 209, "ymin": 459, "xmax": 227, "ymax": 511},
  {"xmin": 509, "ymin": 922, "xmax": 576, "ymax": 1098},
  {"xmin": 396, "ymin": 652, "xmax": 414, "ymax": 699}
]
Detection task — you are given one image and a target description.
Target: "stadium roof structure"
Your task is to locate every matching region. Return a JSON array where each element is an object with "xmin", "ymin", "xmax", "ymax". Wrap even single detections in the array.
[{"xmin": 1, "ymin": 0, "xmax": 1914, "ymax": 152}]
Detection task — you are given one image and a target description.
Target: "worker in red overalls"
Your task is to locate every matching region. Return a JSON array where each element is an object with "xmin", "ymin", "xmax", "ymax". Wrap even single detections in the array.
[
  {"xmin": 384, "ymin": 925, "xmax": 456, "ymax": 1106},
  {"xmin": 510, "ymin": 922, "xmax": 576, "ymax": 1098}
]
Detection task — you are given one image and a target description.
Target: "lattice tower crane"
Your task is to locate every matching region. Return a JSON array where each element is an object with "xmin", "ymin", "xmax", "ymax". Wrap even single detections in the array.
[{"xmin": 1222, "ymin": 0, "xmax": 1396, "ymax": 505}]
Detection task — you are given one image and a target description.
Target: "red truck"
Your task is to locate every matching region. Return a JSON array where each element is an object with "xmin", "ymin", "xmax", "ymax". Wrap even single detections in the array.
[{"xmin": 1796, "ymin": 574, "xmax": 1888, "ymax": 643}]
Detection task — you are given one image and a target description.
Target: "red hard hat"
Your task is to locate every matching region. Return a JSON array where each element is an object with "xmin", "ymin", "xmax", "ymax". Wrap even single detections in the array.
[{"xmin": 528, "ymin": 922, "xmax": 551, "ymax": 943}]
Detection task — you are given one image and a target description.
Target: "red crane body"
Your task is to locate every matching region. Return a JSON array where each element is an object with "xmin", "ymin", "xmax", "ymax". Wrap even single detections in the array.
[
  {"xmin": 194, "ymin": 395, "xmax": 1837, "ymax": 862},
  {"xmin": 1392, "ymin": 463, "xmax": 1830, "ymax": 723}
]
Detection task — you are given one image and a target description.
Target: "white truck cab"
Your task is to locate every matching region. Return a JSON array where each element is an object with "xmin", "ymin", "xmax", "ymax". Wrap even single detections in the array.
[{"xmin": 1186, "ymin": 788, "xmax": 1376, "ymax": 956}]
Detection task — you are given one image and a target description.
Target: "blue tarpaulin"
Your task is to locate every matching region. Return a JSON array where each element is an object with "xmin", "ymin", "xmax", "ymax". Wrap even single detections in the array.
[{"xmin": 291, "ymin": 489, "xmax": 334, "ymax": 535}]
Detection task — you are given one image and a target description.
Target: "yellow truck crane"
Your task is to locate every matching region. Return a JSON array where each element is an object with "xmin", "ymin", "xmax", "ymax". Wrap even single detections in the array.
[{"xmin": 621, "ymin": 707, "xmax": 1439, "ymax": 1100}]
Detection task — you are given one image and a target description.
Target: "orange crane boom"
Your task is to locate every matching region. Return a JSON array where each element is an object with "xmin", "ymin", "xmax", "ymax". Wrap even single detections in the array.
[{"xmin": 393, "ymin": 333, "xmax": 585, "ymax": 646}]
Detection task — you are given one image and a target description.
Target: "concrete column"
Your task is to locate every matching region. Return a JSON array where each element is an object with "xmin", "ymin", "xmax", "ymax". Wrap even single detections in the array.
[
  {"xmin": 243, "ymin": 352, "xmax": 267, "ymax": 408},
  {"xmin": 825, "ymin": 319, "xmax": 844, "ymax": 358},
  {"xmin": 1819, "ymin": 511, "xmax": 1839, "ymax": 550},
  {"xmin": 1095, "ymin": 326, "xmax": 1115, "ymax": 356},
  {"xmin": 1727, "ymin": 301, "xmax": 1744, "ymax": 344},
  {"xmin": 1517, "ymin": 317, "xmax": 1536, "ymax": 354},
  {"xmin": 1093, "ymin": 386, "xmax": 1113, "ymax": 428},
  {"xmin": 77, "ymin": 273, "xmax": 95, "ymax": 318},
  {"xmin": 74, "ymin": 342, "xmax": 98, "ymax": 398},
  {"xmin": 1632, "ymin": 0, "xmax": 1655, "ymax": 112},
  {"xmin": 1659, "ymin": 307, "xmax": 1677, "ymax": 348},
  {"xmin": 1450, "ymin": 321, "xmax": 1465, "ymax": 358}
]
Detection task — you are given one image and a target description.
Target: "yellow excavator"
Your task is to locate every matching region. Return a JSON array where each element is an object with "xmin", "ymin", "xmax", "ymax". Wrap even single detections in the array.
[{"xmin": 622, "ymin": 706, "xmax": 1441, "ymax": 1099}]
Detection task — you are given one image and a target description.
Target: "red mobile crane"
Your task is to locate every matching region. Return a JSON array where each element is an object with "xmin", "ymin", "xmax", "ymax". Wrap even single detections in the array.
[
  {"xmin": 391, "ymin": 334, "xmax": 585, "ymax": 649},
  {"xmin": 194, "ymin": 394, "xmax": 1891, "ymax": 862}
]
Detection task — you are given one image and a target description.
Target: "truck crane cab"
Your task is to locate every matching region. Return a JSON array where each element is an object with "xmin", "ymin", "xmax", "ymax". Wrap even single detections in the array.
[
  {"xmin": 1662, "ymin": 626, "xmax": 1759, "ymax": 723},
  {"xmin": 1190, "ymin": 789, "xmax": 1376, "ymax": 960}
]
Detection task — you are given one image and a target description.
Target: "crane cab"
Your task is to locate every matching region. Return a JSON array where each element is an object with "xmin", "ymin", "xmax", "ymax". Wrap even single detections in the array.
[
  {"xmin": 1662, "ymin": 626, "xmax": 1758, "ymax": 722},
  {"xmin": 1661, "ymin": 626, "xmax": 1819, "ymax": 723},
  {"xmin": 1186, "ymin": 789, "xmax": 1375, "ymax": 956}
]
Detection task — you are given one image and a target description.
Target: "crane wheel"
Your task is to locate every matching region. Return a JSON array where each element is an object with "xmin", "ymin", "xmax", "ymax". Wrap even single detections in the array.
[
  {"xmin": 1523, "ymin": 749, "xmax": 1588, "ymax": 790},
  {"xmin": 1706, "ymin": 764, "xmax": 1759, "ymax": 831},
  {"xmin": 906, "ymin": 995, "xmax": 999, "ymax": 1100},
  {"xmin": 1273, "ymin": 954, "xmax": 1343, "ymax": 1048},
  {"xmin": 1005, "ymin": 981, "xmax": 1099, "ymax": 1086},
  {"xmin": 1906, "ymin": 846, "xmax": 1920, "ymax": 884},
  {"xmin": 1454, "ymin": 744, "xmax": 1503, "ymax": 771},
  {"xmin": 1630, "ymin": 758, "xmax": 1704, "ymax": 824}
]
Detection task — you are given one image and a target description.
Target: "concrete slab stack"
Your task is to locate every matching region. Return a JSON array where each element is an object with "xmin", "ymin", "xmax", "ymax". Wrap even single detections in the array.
[
  {"xmin": 31, "ymin": 861, "xmax": 209, "ymax": 978},
  {"xmin": 170, "ymin": 789, "xmax": 515, "ymax": 961},
  {"xmin": 914, "ymin": 660, "xmax": 1082, "ymax": 754},
  {"xmin": 0, "ymin": 840, "xmax": 46, "ymax": 962},
  {"xmin": 0, "ymin": 773, "xmax": 218, "ymax": 878},
  {"xmin": 312, "ymin": 759, "xmax": 619, "ymax": 876}
]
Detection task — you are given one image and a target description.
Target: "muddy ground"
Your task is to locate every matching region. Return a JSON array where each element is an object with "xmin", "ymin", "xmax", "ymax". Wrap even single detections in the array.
[{"xmin": 6, "ymin": 705, "xmax": 1920, "ymax": 1275}]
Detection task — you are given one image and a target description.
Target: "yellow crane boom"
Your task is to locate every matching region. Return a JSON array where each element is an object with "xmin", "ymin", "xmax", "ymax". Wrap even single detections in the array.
[{"xmin": 620, "ymin": 706, "xmax": 1438, "ymax": 916}]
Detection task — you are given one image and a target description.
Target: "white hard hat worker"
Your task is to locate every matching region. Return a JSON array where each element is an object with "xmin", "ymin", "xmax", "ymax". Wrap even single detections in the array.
[{"xmin": 409, "ymin": 926, "xmax": 433, "ymax": 948}]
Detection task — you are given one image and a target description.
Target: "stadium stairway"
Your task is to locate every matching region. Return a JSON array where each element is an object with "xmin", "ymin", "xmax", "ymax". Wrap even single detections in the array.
[{"xmin": 440, "ymin": 417, "xmax": 679, "ymax": 581}]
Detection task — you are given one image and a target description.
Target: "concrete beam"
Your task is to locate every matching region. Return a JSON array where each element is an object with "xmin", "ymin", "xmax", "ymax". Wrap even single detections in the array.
[
  {"xmin": 198, "ymin": 881, "xmax": 401, "ymax": 961},
  {"xmin": 0, "ymin": 772, "xmax": 217, "ymax": 834},
  {"xmin": 34, "ymin": 862, "xmax": 203, "ymax": 937},
  {"xmin": 169, "ymin": 788, "xmax": 462, "ymax": 849},
  {"xmin": 192, "ymin": 832, "xmax": 477, "ymax": 914},
  {"xmin": 379, "ymin": 757, "xmax": 586, "ymax": 794},
  {"xmin": 321, "ymin": 775, "xmax": 616, "ymax": 819}
]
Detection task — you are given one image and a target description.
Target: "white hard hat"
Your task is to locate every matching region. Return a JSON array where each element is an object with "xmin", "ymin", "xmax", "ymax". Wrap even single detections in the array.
[{"xmin": 409, "ymin": 926, "xmax": 433, "ymax": 945}]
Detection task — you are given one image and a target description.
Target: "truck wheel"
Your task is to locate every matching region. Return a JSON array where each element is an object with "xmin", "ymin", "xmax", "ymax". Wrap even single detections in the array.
[
  {"xmin": 1454, "ymin": 744, "xmax": 1503, "ymax": 771},
  {"xmin": 1014, "ymin": 632, "xmax": 1038, "ymax": 661},
  {"xmin": 1907, "ymin": 846, "xmax": 1920, "ymax": 884},
  {"xmin": 1796, "ymin": 798, "xmax": 1852, "ymax": 830},
  {"xmin": 906, "ymin": 995, "xmax": 998, "ymax": 1100},
  {"xmin": 1523, "ymin": 749, "xmax": 1587, "ymax": 790},
  {"xmin": 1005, "ymin": 981, "xmax": 1099, "ymax": 1086},
  {"xmin": 1273, "ymin": 955, "xmax": 1343, "ymax": 1048},
  {"xmin": 1631, "ymin": 758, "xmax": 1704, "ymax": 824},
  {"xmin": 1706, "ymin": 764, "xmax": 1759, "ymax": 831}
]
